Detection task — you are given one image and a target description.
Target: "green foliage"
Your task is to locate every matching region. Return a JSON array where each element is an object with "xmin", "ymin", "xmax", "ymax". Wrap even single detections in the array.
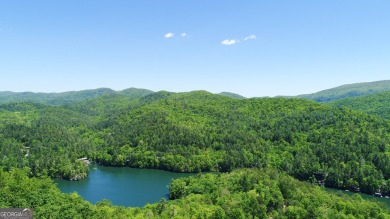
[
  {"xmin": 329, "ymin": 90, "xmax": 390, "ymax": 120},
  {"xmin": 102, "ymin": 92, "xmax": 390, "ymax": 195},
  {"xmin": 1, "ymin": 87, "xmax": 390, "ymax": 217},
  {"xmin": 297, "ymin": 80, "xmax": 390, "ymax": 102},
  {"xmin": 1, "ymin": 90, "xmax": 390, "ymax": 195},
  {"xmin": 1, "ymin": 167, "xmax": 388, "ymax": 218}
]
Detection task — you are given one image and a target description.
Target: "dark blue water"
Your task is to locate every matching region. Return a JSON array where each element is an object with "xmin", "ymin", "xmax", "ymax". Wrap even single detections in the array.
[{"xmin": 55, "ymin": 164, "xmax": 193, "ymax": 207}]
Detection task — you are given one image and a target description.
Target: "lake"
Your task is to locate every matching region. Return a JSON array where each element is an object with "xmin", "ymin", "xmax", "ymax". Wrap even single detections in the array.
[
  {"xmin": 326, "ymin": 188, "xmax": 390, "ymax": 209},
  {"xmin": 55, "ymin": 164, "xmax": 193, "ymax": 207},
  {"xmin": 56, "ymin": 165, "xmax": 390, "ymax": 209}
]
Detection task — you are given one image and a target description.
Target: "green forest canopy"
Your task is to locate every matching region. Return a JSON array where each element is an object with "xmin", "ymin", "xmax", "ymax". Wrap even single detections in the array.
[
  {"xmin": 328, "ymin": 90, "xmax": 390, "ymax": 120},
  {"xmin": 1, "ymin": 167, "xmax": 389, "ymax": 218},
  {"xmin": 1, "ymin": 90, "xmax": 390, "ymax": 195},
  {"xmin": 1, "ymin": 88, "xmax": 390, "ymax": 217}
]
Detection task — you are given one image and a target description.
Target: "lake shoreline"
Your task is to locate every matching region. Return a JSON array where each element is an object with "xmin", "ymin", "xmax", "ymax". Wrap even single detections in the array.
[{"xmin": 55, "ymin": 164, "xmax": 194, "ymax": 207}]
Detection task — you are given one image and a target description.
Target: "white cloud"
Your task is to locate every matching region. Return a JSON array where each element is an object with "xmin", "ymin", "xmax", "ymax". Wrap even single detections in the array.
[
  {"xmin": 221, "ymin": 39, "xmax": 239, "ymax": 45},
  {"xmin": 181, "ymin": 33, "xmax": 187, "ymax": 37},
  {"xmin": 244, "ymin": 34, "xmax": 256, "ymax": 41},
  {"xmin": 164, "ymin": 33, "xmax": 175, "ymax": 38}
]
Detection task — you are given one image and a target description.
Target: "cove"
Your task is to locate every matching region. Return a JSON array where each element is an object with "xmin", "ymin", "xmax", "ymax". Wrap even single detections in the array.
[
  {"xmin": 326, "ymin": 188, "xmax": 390, "ymax": 209},
  {"xmin": 55, "ymin": 164, "xmax": 194, "ymax": 207}
]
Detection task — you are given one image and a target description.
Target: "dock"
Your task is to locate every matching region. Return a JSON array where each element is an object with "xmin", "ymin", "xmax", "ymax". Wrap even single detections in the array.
[{"xmin": 78, "ymin": 157, "xmax": 91, "ymax": 165}]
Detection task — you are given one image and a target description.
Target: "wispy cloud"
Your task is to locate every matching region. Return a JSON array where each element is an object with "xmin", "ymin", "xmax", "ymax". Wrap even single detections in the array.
[
  {"xmin": 164, "ymin": 32, "xmax": 188, "ymax": 38},
  {"xmin": 164, "ymin": 33, "xmax": 175, "ymax": 38},
  {"xmin": 244, "ymin": 34, "xmax": 256, "ymax": 41},
  {"xmin": 221, "ymin": 34, "xmax": 256, "ymax": 46},
  {"xmin": 221, "ymin": 39, "xmax": 239, "ymax": 45}
]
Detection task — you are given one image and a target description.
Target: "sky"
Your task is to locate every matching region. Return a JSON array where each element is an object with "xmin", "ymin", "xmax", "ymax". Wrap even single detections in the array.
[{"xmin": 0, "ymin": 1, "xmax": 389, "ymax": 97}]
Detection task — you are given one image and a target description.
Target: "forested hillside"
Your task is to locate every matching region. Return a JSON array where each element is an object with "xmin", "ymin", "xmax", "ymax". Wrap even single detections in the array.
[
  {"xmin": 1, "ymin": 167, "xmax": 388, "ymax": 218},
  {"xmin": 329, "ymin": 91, "xmax": 390, "ymax": 120},
  {"xmin": 1, "ymin": 90, "xmax": 390, "ymax": 197},
  {"xmin": 297, "ymin": 80, "xmax": 390, "ymax": 102}
]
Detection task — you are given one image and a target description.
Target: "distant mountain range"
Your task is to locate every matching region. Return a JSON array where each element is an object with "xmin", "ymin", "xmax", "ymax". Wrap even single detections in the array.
[
  {"xmin": 1, "ymin": 79, "xmax": 390, "ymax": 105},
  {"xmin": 296, "ymin": 80, "xmax": 390, "ymax": 102},
  {"xmin": 0, "ymin": 88, "xmax": 116, "ymax": 105},
  {"xmin": 0, "ymin": 88, "xmax": 246, "ymax": 105},
  {"xmin": 0, "ymin": 88, "xmax": 153, "ymax": 105}
]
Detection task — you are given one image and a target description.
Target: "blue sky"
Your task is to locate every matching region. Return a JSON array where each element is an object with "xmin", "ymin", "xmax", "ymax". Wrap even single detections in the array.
[{"xmin": 1, "ymin": 1, "xmax": 389, "ymax": 97}]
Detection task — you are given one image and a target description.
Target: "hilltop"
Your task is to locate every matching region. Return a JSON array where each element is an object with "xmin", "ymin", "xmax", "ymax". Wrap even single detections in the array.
[
  {"xmin": 218, "ymin": 92, "xmax": 246, "ymax": 99},
  {"xmin": 297, "ymin": 80, "xmax": 390, "ymax": 102}
]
